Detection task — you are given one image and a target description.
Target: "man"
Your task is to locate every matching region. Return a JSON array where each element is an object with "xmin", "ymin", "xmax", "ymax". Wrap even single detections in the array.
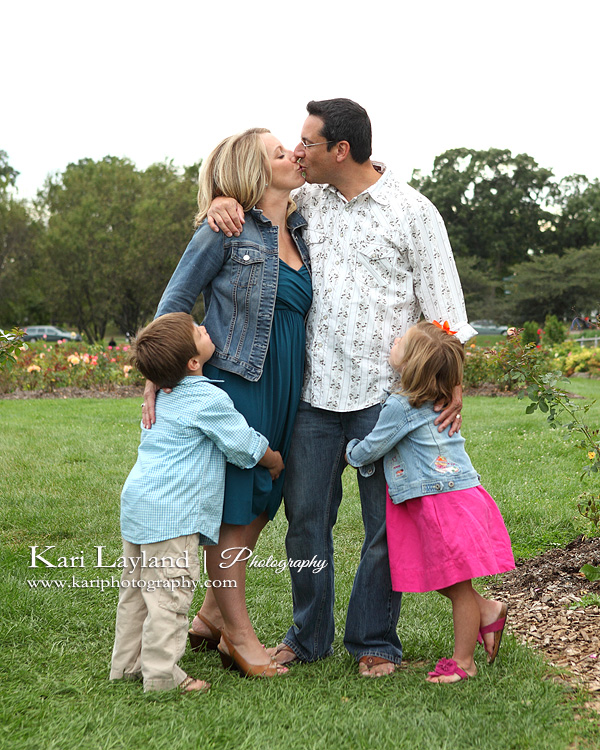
[{"xmin": 207, "ymin": 98, "xmax": 477, "ymax": 676}]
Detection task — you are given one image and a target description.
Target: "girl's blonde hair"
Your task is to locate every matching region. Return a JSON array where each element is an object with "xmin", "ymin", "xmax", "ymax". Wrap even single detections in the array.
[
  {"xmin": 394, "ymin": 321, "xmax": 464, "ymax": 408},
  {"xmin": 194, "ymin": 128, "xmax": 295, "ymax": 226}
]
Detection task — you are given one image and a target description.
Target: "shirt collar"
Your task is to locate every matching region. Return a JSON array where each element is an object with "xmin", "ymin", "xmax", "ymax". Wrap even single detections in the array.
[
  {"xmin": 323, "ymin": 161, "xmax": 391, "ymax": 206},
  {"xmin": 178, "ymin": 375, "xmax": 224, "ymax": 387}
]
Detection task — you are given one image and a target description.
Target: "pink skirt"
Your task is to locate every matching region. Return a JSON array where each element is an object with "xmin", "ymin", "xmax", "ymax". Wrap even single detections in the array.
[{"xmin": 386, "ymin": 485, "xmax": 515, "ymax": 593}]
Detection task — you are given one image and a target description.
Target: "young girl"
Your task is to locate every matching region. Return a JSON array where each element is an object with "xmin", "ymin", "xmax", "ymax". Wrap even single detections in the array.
[{"xmin": 346, "ymin": 320, "xmax": 515, "ymax": 684}]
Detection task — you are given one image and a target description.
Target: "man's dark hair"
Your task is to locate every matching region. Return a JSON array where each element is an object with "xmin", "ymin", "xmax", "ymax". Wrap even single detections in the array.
[
  {"xmin": 306, "ymin": 98, "xmax": 372, "ymax": 164},
  {"xmin": 129, "ymin": 312, "xmax": 198, "ymax": 389}
]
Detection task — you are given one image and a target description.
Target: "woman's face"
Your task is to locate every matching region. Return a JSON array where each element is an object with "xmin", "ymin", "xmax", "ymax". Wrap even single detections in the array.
[{"xmin": 260, "ymin": 133, "xmax": 305, "ymax": 194}]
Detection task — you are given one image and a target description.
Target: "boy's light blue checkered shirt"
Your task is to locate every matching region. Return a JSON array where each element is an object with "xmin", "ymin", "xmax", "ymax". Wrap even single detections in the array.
[{"xmin": 120, "ymin": 376, "xmax": 268, "ymax": 545}]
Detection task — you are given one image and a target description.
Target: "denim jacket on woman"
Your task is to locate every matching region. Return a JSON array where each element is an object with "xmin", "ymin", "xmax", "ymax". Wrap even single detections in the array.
[
  {"xmin": 346, "ymin": 393, "xmax": 480, "ymax": 504},
  {"xmin": 156, "ymin": 208, "xmax": 310, "ymax": 382}
]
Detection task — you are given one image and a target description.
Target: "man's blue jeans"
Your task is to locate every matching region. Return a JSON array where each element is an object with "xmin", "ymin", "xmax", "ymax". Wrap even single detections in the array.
[{"xmin": 281, "ymin": 401, "xmax": 403, "ymax": 663}]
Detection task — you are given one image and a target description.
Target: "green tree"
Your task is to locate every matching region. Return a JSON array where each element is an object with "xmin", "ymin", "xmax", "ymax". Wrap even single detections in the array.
[
  {"xmin": 454, "ymin": 256, "xmax": 505, "ymax": 321},
  {"xmin": 37, "ymin": 157, "xmax": 200, "ymax": 342},
  {"xmin": 552, "ymin": 175, "xmax": 600, "ymax": 251},
  {"xmin": 410, "ymin": 148, "xmax": 557, "ymax": 277},
  {"xmin": 40, "ymin": 156, "xmax": 141, "ymax": 342},
  {"xmin": 0, "ymin": 150, "xmax": 19, "ymax": 192},
  {"xmin": 506, "ymin": 245, "xmax": 600, "ymax": 323},
  {"xmin": 0, "ymin": 152, "xmax": 44, "ymax": 327},
  {"xmin": 116, "ymin": 160, "xmax": 200, "ymax": 335}
]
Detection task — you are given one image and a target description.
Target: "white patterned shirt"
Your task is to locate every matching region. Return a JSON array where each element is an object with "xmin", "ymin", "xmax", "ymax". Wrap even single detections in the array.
[
  {"xmin": 120, "ymin": 376, "xmax": 268, "ymax": 545},
  {"xmin": 293, "ymin": 164, "xmax": 477, "ymax": 412}
]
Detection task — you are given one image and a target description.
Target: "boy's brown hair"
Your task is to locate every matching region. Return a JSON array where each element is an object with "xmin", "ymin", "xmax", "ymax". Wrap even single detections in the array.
[
  {"xmin": 129, "ymin": 313, "xmax": 198, "ymax": 389},
  {"xmin": 394, "ymin": 321, "xmax": 465, "ymax": 408}
]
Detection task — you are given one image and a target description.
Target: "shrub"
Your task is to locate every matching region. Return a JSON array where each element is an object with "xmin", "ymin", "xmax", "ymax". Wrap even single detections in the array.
[
  {"xmin": 0, "ymin": 340, "xmax": 144, "ymax": 393},
  {"xmin": 554, "ymin": 347, "xmax": 600, "ymax": 377},
  {"xmin": 463, "ymin": 346, "xmax": 503, "ymax": 387},
  {"xmin": 521, "ymin": 321, "xmax": 540, "ymax": 346},
  {"xmin": 543, "ymin": 314, "xmax": 566, "ymax": 346},
  {"xmin": 463, "ymin": 335, "xmax": 552, "ymax": 389}
]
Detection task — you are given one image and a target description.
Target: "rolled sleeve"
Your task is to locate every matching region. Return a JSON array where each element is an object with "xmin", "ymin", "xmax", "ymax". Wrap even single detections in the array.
[{"xmin": 409, "ymin": 199, "xmax": 476, "ymax": 344}]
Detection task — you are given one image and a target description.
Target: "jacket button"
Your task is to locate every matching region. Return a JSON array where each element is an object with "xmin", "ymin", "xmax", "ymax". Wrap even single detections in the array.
[
  {"xmin": 243, "ymin": 254, "xmax": 250, "ymax": 261},
  {"xmin": 436, "ymin": 483, "xmax": 442, "ymax": 490},
  {"xmin": 448, "ymin": 481, "xmax": 454, "ymax": 488}
]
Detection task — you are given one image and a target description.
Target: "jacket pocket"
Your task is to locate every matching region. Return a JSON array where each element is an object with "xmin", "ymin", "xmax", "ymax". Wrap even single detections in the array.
[{"xmin": 230, "ymin": 243, "xmax": 265, "ymax": 288}]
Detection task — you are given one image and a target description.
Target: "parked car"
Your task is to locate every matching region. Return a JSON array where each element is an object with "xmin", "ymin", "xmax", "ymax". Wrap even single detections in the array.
[
  {"xmin": 22, "ymin": 326, "xmax": 82, "ymax": 342},
  {"xmin": 471, "ymin": 320, "xmax": 508, "ymax": 336}
]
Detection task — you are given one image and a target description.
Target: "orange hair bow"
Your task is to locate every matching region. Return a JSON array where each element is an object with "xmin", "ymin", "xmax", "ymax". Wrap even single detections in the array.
[{"xmin": 432, "ymin": 320, "xmax": 457, "ymax": 335}]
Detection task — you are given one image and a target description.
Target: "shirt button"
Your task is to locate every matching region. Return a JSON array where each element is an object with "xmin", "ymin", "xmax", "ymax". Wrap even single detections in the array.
[{"xmin": 243, "ymin": 254, "xmax": 250, "ymax": 261}]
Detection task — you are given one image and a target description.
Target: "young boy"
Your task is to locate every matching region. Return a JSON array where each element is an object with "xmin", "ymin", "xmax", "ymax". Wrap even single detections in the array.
[{"xmin": 109, "ymin": 312, "xmax": 283, "ymax": 693}]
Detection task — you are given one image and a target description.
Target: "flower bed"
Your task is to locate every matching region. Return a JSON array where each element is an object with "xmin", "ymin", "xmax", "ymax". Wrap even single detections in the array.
[
  {"xmin": 3, "ymin": 337, "xmax": 598, "ymax": 395},
  {"xmin": 552, "ymin": 345, "xmax": 600, "ymax": 377},
  {"xmin": 0, "ymin": 340, "xmax": 144, "ymax": 393}
]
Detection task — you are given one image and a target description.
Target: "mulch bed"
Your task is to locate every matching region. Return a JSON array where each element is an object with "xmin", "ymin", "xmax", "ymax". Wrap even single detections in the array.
[
  {"xmin": 4, "ymin": 383, "xmax": 600, "ymax": 708},
  {"xmin": 485, "ymin": 535, "xmax": 600, "ymax": 702}
]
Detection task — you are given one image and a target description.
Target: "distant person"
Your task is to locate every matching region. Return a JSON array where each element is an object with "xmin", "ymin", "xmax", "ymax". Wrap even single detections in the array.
[
  {"xmin": 346, "ymin": 321, "xmax": 514, "ymax": 683},
  {"xmin": 110, "ymin": 312, "xmax": 283, "ymax": 691},
  {"xmin": 143, "ymin": 129, "xmax": 311, "ymax": 677},
  {"xmin": 108, "ymin": 337, "xmax": 117, "ymax": 347}
]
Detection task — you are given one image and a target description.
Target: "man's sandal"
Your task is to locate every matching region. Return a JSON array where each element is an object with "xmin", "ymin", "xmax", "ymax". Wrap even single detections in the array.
[
  {"xmin": 358, "ymin": 655, "xmax": 397, "ymax": 677},
  {"xmin": 477, "ymin": 603, "xmax": 508, "ymax": 664},
  {"xmin": 269, "ymin": 643, "xmax": 301, "ymax": 666}
]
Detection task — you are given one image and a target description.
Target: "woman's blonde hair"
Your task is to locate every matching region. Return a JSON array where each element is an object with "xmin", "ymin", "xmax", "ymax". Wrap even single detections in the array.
[
  {"xmin": 194, "ymin": 128, "xmax": 295, "ymax": 226},
  {"xmin": 394, "ymin": 321, "xmax": 464, "ymax": 408}
]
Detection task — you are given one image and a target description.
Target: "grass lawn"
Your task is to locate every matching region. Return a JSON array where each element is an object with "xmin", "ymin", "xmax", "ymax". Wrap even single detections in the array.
[{"xmin": 1, "ymin": 382, "xmax": 600, "ymax": 749}]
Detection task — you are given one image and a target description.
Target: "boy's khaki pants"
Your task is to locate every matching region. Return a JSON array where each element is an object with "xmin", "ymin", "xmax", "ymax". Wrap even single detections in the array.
[{"xmin": 109, "ymin": 534, "xmax": 200, "ymax": 691}]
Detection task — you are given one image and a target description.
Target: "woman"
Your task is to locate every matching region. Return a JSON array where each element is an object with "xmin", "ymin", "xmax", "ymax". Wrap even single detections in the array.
[{"xmin": 143, "ymin": 129, "xmax": 311, "ymax": 677}]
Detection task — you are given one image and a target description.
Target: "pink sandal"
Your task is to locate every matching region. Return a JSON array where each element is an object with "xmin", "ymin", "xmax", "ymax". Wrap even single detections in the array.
[
  {"xmin": 427, "ymin": 658, "xmax": 469, "ymax": 682},
  {"xmin": 477, "ymin": 603, "xmax": 508, "ymax": 664}
]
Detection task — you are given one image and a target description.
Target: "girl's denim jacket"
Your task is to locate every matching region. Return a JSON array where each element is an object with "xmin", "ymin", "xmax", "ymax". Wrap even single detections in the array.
[
  {"xmin": 346, "ymin": 393, "xmax": 480, "ymax": 504},
  {"xmin": 156, "ymin": 208, "xmax": 310, "ymax": 382}
]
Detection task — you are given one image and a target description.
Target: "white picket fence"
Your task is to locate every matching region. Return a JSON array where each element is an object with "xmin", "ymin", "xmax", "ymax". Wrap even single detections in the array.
[{"xmin": 571, "ymin": 335, "xmax": 600, "ymax": 348}]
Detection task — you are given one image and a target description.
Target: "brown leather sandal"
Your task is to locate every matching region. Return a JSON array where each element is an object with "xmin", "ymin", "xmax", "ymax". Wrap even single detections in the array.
[
  {"xmin": 188, "ymin": 613, "xmax": 221, "ymax": 652},
  {"xmin": 218, "ymin": 633, "xmax": 288, "ymax": 678},
  {"xmin": 271, "ymin": 643, "xmax": 301, "ymax": 665}
]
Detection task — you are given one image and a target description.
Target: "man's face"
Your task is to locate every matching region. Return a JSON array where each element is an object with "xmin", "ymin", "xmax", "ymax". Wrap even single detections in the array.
[{"xmin": 294, "ymin": 115, "xmax": 336, "ymax": 185}]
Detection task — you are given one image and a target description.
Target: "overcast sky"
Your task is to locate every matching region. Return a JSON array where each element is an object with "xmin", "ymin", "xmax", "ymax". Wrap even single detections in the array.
[{"xmin": 3, "ymin": 0, "xmax": 599, "ymax": 200}]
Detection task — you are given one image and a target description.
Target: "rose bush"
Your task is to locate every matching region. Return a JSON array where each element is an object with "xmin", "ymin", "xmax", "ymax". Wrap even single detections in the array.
[
  {"xmin": 0, "ymin": 339, "xmax": 144, "ymax": 393},
  {"xmin": 463, "ymin": 337, "xmax": 551, "ymax": 389},
  {"xmin": 493, "ymin": 328, "xmax": 600, "ymax": 581}
]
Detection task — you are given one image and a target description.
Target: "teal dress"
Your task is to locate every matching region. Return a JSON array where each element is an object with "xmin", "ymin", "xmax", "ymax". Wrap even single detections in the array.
[{"xmin": 203, "ymin": 260, "xmax": 312, "ymax": 525}]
